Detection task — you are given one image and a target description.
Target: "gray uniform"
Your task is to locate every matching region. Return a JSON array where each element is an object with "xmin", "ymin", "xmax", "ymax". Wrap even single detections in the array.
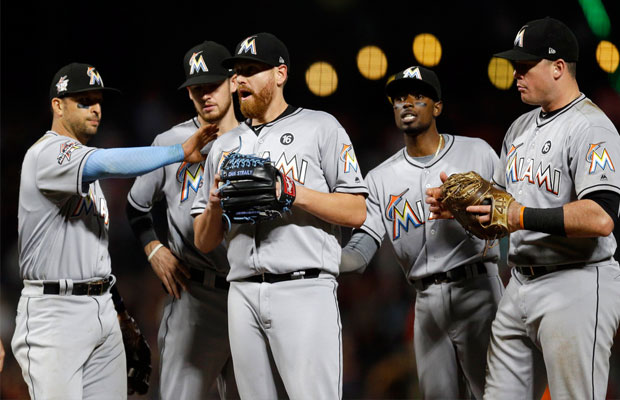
[
  {"xmin": 12, "ymin": 131, "xmax": 126, "ymax": 399},
  {"xmin": 362, "ymin": 134, "xmax": 504, "ymax": 399},
  {"xmin": 127, "ymin": 117, "xmax": 236, "ymax": 399},
  {"xmin": 486, "ymin": 94, "xmax": 620, "ymax": 399},
  {"xmin": 192, "ymin": 107, "xmax": 368, "ymax": 399}
]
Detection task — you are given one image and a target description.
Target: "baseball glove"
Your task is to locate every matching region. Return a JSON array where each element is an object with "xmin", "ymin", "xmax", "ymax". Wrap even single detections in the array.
[
  {"xmin": 218, "ymin": 152, "xmax": 296, "ymax": 225},
  {"xmin": 119, "ymin": 315, "xmax": 152, "ymax": 395},
  {"xmin": 440, "ymin": 171, "xmax": 514, "ymax": 240}
]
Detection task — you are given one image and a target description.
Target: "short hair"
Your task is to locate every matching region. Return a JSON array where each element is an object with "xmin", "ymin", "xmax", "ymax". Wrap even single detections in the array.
[{"xmin": 566, "ymin": 62, "xmax": 577, "ymax": 78}]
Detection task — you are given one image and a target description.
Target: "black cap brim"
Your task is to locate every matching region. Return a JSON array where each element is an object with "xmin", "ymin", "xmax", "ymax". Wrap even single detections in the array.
[
  {"xmin": 178, "ymin": 74, "xmax": 229, "ymax": 89},
  {"xmin": 222, "ymin": 55, "xmax": 276, "ymax": 69},
  {"xmin": 385, "ymin": 79, "xmax": 440, "ymax": 101},
  {"xmin": 494, "ymin": 48, "xmax": 542, "ymax": 61}
]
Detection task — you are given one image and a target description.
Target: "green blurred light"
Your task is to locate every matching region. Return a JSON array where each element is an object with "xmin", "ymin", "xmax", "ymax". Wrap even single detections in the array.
[
  {"xmin": 611, "ymin": 68, "xmax": 620, "ymax": 93},
  {"xmin": 578, "ymin": 0, "xmax": 611, "ymax": 38}
]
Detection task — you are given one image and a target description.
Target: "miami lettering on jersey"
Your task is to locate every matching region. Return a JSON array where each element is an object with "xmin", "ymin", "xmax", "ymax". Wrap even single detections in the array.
[
  {"xmin": 340, "ymin": 144, "xmax": 359, "ymax": 173},
  {"xmin": 505, "ymin": 143, "xmax": 561, "ymax": 195},
  {"xmin": 177, "ymin": 162, "xmax": 204, "ymax": 203},
  {"xmin": 587, "ymin": 142, "xmax": 615, "ymax": 174},
  {"xmin": 268, "ymin": 152, "xmax": 308, "ymax": 184},
  {"xmin": 385, "ymin": 189, "xmax": 424, "ymax": 240},
  {"xmin": 57, "ymin": 140, "xmax": 82, "ymax": 165},
  {"xmin": 71, "ymin": 186, "xmax": 109, "ymax": 225},
  {"xmin": 87, "ymin": 67, "xmax": 103, "ymax": 86}
]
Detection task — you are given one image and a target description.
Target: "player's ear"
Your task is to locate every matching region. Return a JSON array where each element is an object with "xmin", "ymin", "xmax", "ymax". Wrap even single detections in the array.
[
  {"xmin": 552, "ymin": 60, "xmax": 565, "ymax": 79},
  {"xmin": 433, "ymin": 100, "xmax": 443, "ymax": 117},
  {"xmin": 51, "ymin": 97, "xmax": 64, "ymax": 117},
  {"xmin": 228, "ymin": 77, "xmax": 237, "ymax": 94},
  {"xmin": 186, "ymin": 86, "xmax": 193, "ymax": 100},
  {"xmin": 275, "ymin": 65, "xmax": 287, "ymax": 87}
]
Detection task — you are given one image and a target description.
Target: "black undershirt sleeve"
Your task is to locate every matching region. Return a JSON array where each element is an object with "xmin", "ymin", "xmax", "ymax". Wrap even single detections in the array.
[
  {"xmin": 583, "ymin": 190, "xmax": 620, "ymax": 229},
  {"xmin": 125, "ymin": 202, "xmax": 159, "ymax": 248}
]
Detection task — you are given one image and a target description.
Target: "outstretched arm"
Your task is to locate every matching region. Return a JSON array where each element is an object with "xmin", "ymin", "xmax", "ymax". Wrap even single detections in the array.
[{"xmin": 83, "ymin": 124, "xmax": 218, "ymax": 182}]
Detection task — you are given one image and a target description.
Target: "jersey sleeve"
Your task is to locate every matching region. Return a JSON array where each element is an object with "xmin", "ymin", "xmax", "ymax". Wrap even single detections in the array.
[
  {"xmin": 569, "ymin": 124, "xmax": 620, "ymax": 198},
  {"xmin": 35, "ymin": 137, "xmax": 97, "ymax": 201},
  {"xmin": 126, "ymin": 138, "xmax": 166, "ymax": 212},
  {"xmin": 360, "ymin": 172, "xmax": 386, "ymax": 244},
  {"xmin": 191, "ymin": 144, "xmax": 217, "ymax": 216},
  {"xmin": 319, "ymin": 116, "xmax": 368, "ymax": 195},
  {"xmin": 492, "ymin": 135, "xmax": 510, "ymax": 189}
]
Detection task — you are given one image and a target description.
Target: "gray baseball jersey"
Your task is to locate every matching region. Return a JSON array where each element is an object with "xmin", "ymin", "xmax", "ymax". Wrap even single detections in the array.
[
  {"xmin": 493, "ymin": 94, "xmax": 620, "ymax": 265},
  {"xmin": 127, "ymin": 117, "xmax": 235, "ymax": 399},
  {"xmin": 127, "ymin": 117, "xmax": 229, "ymax": 275},
  {"xmin": 361, "ymin": 133, "xmax": 503, "ymax": 398},
  {"xmin": 486, "ymin": 93, "xmax": 620, "ymax": 399},
  {"xmin": 192, "ymin": 107, "xmax": 368, "ymax": 280},
  {"xmin": 13, "ymin": 130, "xmax": 125, "ymax": 399},
  {"xmin": 18, "ymin": 131, "xmax": 110, "ymax": 280},
  {"xmin": 192, "ymin": 106, "xmax": 367, "ymax": 400},
  {"xmin": 362, "ymin": 134, "xmax": 500, "ymax": 280}
]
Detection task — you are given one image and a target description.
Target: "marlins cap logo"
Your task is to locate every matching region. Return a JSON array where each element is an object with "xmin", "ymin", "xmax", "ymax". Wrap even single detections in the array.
[
  {"xmin": 189, "ymin": 51, "xmax": 208, "ymax": 74},
  {"xmin": 403, "ymin": 66, "xmax": 422, "ymax": 80},
  {"xmin": 514, "ymin": 25, "xmax": 527, "ymax": 47},
  {"xmin": 87, "ymin": 67, "xmax": 103, "ymax": 86},
  {"xmin": 238, "ymin": 36, "xmax": 257, "ymax": 55},
  {"xmin": 56, "ymin": 75, "xmax": 69, "ymax": 94}
]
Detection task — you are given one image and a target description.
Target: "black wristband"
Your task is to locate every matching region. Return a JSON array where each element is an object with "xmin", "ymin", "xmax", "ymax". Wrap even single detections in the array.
[{"xmin": 522, "ymin": 206, "xmax": 566, "ymax": 236}]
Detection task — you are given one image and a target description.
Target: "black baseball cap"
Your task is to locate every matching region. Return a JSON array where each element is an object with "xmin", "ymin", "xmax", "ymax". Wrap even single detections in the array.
[
  {"xmin": 222, "ymin": 32, "xmax": 290, "ymax": 70},
  {"xmin": 494, "ymin": 17, "xmax": 579, "ymax": 62},
  {"xmin": 385, "ymin": 66, "xmax": 441, "ymax": 101},
  {"xmin": 49, "ymin": 63, "xmax": 119, "ymax": 100},
  {"xmin": 178, "ymin": 41, "xmax": 233, "ymax": 89}
]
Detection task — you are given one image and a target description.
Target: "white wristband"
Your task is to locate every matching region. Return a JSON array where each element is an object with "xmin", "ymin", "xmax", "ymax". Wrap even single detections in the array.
[{"xmin": 147, "ymin": 243, "xmax": 164, "ymax": 262}]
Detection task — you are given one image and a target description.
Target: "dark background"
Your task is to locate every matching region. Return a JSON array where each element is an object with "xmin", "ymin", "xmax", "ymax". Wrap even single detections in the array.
[{"xmin": 2, "ymin": 1, "xmax": 620, "ymax": 398}]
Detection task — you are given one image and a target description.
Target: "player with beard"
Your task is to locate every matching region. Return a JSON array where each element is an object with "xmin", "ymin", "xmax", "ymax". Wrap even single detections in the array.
[
  {"xmin": 192, "ymin": 32, "xmax": 367, "ymax": 399},
  {"xmin": 125, "ymin": 41, "xmax": 239, "ymax": 399},
  {"xmin": 341, "ymin": 66, "xmax": 504, "ymax": 399}
]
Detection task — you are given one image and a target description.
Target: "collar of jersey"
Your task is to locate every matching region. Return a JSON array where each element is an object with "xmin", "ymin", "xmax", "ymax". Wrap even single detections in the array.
[
  {"xmin": 536, "ymin": 93, "xmax": 585, "ymax": 127},
  {"xmin": 244, "ymin": 105, "xmax": 301, "ymax": 132},
  {"xmin": 402, "ymin": 133, "xmax": 454, "ymax": 169}
]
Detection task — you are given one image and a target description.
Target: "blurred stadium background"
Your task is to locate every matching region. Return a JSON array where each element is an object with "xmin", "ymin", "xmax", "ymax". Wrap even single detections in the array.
[{"xmin": 2, "ymin": 1, "xmax": 619, "ymax": 398}]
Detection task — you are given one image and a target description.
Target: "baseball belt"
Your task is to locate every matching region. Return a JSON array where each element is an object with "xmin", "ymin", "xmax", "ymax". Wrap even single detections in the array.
[
  {"xmin": 240, "ymin": 268, "xmax": 322, "ymax": 284},
  {"xmin": 189, "ymin": 268, "xmax": 230, "ymax": 290},
  {"xmin": 514, "ymin": 263, "xmax": 584, "ymax": 278},
  {"xmin": 413, "ymin": 262, "xmax": 487, "ymax": 290},
  {"xmin": 42, "ymin": 276, "xmax": 114, "ymax": 296}
]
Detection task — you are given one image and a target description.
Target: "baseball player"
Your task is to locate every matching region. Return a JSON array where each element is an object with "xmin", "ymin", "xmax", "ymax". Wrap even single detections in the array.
[
  {"xmin": 192, "ymin": 32, "xmax": 368, "ymax": 399},
  {"xmin": 125, "ymin": 41, "xmax": 239, "ymax": 399},
  {"xmin": 341, "ymin": 66, "xmax": 504, "ymax": 399},
  {"xmin": 11, "ymin": 62, "xmax": 216, "ymax": 400},
  {"xmin": 430, "ymin": 17, "xmax": 620, "ymax": 399}
]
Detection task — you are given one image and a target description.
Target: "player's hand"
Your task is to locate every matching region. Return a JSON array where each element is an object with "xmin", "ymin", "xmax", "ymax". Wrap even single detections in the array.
[
  {"xmin": 425, "ymin": 171, "xmax": 453, "ymax": 219},
  {"xmin": 467, "ymin": 199, "xmax": 523, "ymax": 232},
  {"xmin": 210, "ymin": 173, "xmax": 224, "ymax": 209},
  {"xmin": 182, "ymin": 124, "xmax": 219, "ymax": 164},
  {"xmin": 145, "ymin": 241, "xmax": 190, "ymax": 299}
]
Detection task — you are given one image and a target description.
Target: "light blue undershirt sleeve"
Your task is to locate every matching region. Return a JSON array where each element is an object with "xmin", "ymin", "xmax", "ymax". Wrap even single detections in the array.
[{"xmin": 82, "ymin": 144, "xmax": 185, "ymax": 183}]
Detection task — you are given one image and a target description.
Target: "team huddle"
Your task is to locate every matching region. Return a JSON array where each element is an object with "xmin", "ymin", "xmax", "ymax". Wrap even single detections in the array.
[{"xmin": 12, "ymin": 16, "xmax": 620, "ymax": 400}]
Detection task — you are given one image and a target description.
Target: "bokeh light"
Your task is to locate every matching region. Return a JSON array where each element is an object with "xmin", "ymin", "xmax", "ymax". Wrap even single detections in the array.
[
  {"xmin": 412, "ymin": 33, "xmax": 442, "ymax": 67},
  {"xmin": 305, "ymin": 61, "xmax": 338, "ymax": 96},
  {"xmin": 488, "ymin": 57, "xmax": 514, "ymax": 90},
  {"xmin": 596, "ymin": 40, "xmax": 619, "ymax": 73},
  {"xmin": 356, "ymin": 46, "xmax": 388, "ymax": 80}
]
